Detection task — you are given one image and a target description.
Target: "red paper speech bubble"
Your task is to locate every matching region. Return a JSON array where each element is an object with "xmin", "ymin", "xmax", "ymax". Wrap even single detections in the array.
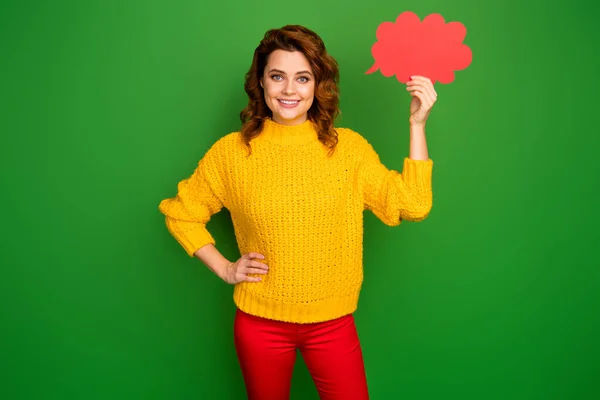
[{"xmin": 366, "ymin": 11, "xmax": 472, "ymax": 84}]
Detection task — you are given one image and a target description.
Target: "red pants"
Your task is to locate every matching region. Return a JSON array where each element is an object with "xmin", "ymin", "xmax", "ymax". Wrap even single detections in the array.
[{"xmin": 233, "ymin": 309, "xmax": 370, "ymax": 400}]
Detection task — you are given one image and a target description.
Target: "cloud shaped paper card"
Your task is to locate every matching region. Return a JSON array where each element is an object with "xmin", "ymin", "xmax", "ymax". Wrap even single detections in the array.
[{"xmin": 366, "ymin": 11, "xmax": 473, "ymax": 84}]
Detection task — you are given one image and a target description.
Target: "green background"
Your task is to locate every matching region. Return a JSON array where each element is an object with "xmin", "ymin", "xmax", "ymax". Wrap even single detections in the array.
[{"xmin": 2, "ymin": 0, "xmax": 599, "ymax": 399}]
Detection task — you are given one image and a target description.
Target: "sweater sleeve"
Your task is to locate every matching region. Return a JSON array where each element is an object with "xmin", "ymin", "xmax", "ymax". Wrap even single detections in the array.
[
  {"xmin": 358, "ymin": 137, "xmax": 433, "ymax": 226},
  {"xmin": 158, "ymin": 141, "xmax": 226, "ymax": 256}
]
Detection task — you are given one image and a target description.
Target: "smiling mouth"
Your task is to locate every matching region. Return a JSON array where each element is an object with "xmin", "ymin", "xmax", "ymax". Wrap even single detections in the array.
[{"xmin": 278, "ymin": 99, "xmax": 300, "ymax": 105}]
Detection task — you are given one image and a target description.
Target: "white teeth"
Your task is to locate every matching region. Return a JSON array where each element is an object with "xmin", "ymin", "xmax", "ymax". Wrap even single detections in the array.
[{"xmin": 280, "ymin": 100, "xmax": 299, "ymax": 105}]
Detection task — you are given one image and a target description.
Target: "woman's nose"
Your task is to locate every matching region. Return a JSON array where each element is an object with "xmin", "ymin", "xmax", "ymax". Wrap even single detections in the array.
[{"xmin": 282, "ymin": 81, "xmax": 295, "ymax": 95}]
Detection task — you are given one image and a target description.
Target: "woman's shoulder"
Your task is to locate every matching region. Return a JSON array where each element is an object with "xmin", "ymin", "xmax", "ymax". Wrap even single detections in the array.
[
  {"xmin": 334, "ymin": 126, "xmax": 372, "ymax": 149},
  {"xmin": 203, "ymin": 131, "xmax": 244, "ymax": 153},
  {"xmin": 193, "ymin": 131, "xmax": 246, "ymax": 168}
]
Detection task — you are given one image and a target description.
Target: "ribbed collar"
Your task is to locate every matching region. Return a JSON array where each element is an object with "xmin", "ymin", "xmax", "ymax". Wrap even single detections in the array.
[{"xmin": 257, "ymin": 118, "xmax": 319, "ymax": 145}]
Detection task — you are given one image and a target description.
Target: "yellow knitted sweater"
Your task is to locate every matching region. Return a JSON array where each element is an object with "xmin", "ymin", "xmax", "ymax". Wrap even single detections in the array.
[{"xmin": 159, "ymin": 118, "xmax": 433, "ymax": 323}]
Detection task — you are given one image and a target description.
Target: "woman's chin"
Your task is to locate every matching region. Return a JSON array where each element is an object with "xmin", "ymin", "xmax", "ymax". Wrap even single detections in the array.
[{"xmin": 274, "ymin": 111, "xmax": 307, "ymax": 125}]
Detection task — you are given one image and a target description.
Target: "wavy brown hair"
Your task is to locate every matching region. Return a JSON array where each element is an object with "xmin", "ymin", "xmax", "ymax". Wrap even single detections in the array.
[{"xmin": 239, "ymin": 25, "xmax": 340, "ymax": 156}]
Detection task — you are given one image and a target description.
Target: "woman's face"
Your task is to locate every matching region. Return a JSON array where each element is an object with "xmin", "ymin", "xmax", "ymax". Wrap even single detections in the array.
[{"xmin": 260, "ymin": 50, "xmax": 315, "ymax": 126}]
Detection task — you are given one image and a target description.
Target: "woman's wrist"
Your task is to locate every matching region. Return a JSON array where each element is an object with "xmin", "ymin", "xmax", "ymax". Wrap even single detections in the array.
[{"xmin": 409, "ymin": 122, "xmax": 426, "ymax": 133}]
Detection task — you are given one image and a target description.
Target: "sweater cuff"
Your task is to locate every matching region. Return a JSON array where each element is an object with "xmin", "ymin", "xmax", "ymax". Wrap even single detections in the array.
[
  {"xmin": 403, "ymin": 157, "xmax": 433, "ymax": 186},
  {"xmin": 165, "ymin": 217, "xmax": 216, "ymax": 257}
]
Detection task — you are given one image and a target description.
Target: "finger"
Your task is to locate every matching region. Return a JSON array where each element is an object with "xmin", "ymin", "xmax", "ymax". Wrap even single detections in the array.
[
  {"xmin": 410, "ymin": 75, "xmax": 433, "ymax": 87},
  {"xmin": 235, "ymin": 269, "xmax": 262, "ymax": 282},
  {"xmin": 410, "ymin": 90, "xmax": 430, "ymax": 107},
  {"xmin": 240, "ymin": 262, "xmax": 268, "ymax": 274},
  {"xmin": 408, "ymin": 77, "xmax": 435, "ymax": 98},
  {"xmin": 421, "ymin": 88, "xmax": 435, "ymax": 106},
  {"xmin": 406, "ymin": 83, "xmax": 425, "ymax": 92},
  {"xmin": 245, "ymin": 267, "xmax": 269, "ymax": 275},
  {"xmin": 243, "ymin": 252, "xmax": 265, "ymax": 260},
  {"xmin": 406, "ymin": 81, "xmax": 429, "ymax": 94},
  {"xmin": 408, "ymin": 84, "xmax": 435, "ymax": 109},
  {"xmin": 248, "ymin": 260, "xmax": 269, "ymax": 270},
  {"xmin": 410, "ymin": 89, "xmax": 424, "ymax": 100},
  {"xmin": 424, "ymin": 82, "xmax": 437, "ymax": 102},
  {"xmin": 239, "ymin": 260, "xmax": 269, "ymax": 273},
  {"xmin": 411, "ymin": 88, "xmax": 433, "ymax": 108}
]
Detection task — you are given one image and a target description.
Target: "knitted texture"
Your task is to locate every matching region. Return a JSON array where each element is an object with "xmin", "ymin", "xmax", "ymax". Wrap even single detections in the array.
[{"xmin": 159, "ymin": 118, "xmax": 433, "ymax": 323}]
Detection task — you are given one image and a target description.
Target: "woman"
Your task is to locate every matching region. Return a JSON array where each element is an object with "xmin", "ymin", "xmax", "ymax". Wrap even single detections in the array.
[{"xmin": 159, "ymin": 24, "xmax": 436, "ymax": 400}]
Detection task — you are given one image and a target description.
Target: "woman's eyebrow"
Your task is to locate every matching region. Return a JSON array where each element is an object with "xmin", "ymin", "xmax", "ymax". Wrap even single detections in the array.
[{"xmin": 268, "ymin": 68, "xmax": 313, "ymax": 76}]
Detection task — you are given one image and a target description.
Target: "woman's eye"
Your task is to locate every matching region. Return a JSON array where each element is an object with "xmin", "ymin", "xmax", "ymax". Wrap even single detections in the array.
[
  {"xmin": 271, "ymin": 75, "xmax": 283, "ymax": 81},
  {"xmin": 298, "ymin": 77, "xmax": 309, "ymax": 83}
]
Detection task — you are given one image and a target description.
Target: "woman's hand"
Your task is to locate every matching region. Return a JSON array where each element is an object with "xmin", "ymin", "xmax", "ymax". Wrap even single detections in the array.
[
  {"xmin": 406, "ymin": 75, "xmax": 437, "ymax": 126},
  {"xmin": 222, "ymin": 252, "xmax": 269, "ymax": 284}
]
